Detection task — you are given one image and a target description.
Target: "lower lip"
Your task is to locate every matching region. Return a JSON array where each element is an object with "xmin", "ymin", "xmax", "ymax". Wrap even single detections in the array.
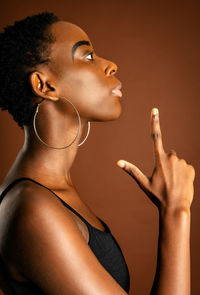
[{"xmin": 112, "ymin": 89, "xmax": 122, "ymax": 98}]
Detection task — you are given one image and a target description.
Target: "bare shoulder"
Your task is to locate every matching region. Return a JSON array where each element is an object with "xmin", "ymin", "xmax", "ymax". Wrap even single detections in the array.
[
  {"xmin": 0, "ymin": 179, "xmax": 128, "ymax": 295},
  {"xmin": 0, "ymin": 179, "xmax": 75, "ymax": 259},
  {"xmin": 2, "ymin": 179, "xmax": 127, "ymax": 295},
  {"xmin": 0, "ymin": 179, "xmax": 64, "ymax": 227}
]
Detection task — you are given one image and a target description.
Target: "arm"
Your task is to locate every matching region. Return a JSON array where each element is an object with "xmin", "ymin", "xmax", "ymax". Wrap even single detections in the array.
[
  {"xmin": 117, "ymin": 108, "xmax": 195, "ymax": 295},
  {"xmin": 0, "ymin": 257, "xmax": 14, "ymax": 295},
  {"xmin": 150, "ymin": 207, "xmax": 191, "ymax": 295}
]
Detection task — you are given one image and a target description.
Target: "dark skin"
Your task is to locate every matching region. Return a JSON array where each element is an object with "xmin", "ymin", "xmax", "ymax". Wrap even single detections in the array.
[{"xmin": 0, "ymin": 21, "xmax": 195, "ymax": 295}]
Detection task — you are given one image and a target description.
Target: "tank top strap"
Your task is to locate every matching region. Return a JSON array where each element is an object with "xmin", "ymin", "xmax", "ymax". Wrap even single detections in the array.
[
  {"xmin": 0, "ymin": 177, "xmax": 28, "ymax": 203},
  {"xmin": 0, "ymin": 177, "xmax": 102, "ymax": 230}
]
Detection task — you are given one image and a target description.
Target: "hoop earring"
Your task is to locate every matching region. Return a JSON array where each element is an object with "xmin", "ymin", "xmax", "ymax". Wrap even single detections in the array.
[{"xmin": 33, "ymin": 96, "xmax": 91, "ymax": 149}]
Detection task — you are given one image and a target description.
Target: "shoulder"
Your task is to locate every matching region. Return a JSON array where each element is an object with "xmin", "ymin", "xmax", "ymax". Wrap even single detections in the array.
[
  {"xmin": 0, "ymin": 178, "xmax": 79, "ymax": 258},
  {"xmin": 0, "ymin": 178, "xmax": 66, "ymax": 215},
  {"xmin": 0, "ymin": 179, "xmax": 128, "ymax": 295}
]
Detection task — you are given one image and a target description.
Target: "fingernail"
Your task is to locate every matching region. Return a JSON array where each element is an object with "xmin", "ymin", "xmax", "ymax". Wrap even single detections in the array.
[
  {"xmin": 117, "ymin": 160, "xmax": 125, "ymax": 168},
  {"xmin": 152, "ymin": 108, "xmax": 159, "ymax": 116}
]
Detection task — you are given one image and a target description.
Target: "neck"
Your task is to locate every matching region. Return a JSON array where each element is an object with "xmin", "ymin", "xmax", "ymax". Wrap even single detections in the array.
[{"xmin": 9, "ymin": 120, "xmax": 89, "ymax": 190}]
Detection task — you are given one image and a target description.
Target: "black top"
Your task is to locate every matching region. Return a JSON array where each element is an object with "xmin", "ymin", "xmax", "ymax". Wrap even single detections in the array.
[{"xmin": 0, "ymin": 177, "xmax": 130, "ymax": 294}]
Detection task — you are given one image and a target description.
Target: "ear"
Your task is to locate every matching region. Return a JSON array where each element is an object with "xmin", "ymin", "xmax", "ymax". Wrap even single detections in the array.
[{"xmin": 29, "ymin": 71, "xmax": 59, "ymax": 102}]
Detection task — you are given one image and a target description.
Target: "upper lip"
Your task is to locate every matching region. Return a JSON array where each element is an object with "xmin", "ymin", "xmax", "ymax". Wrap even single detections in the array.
[{"xmin": 112, "ymin": 82, "xmax": 122, "ymax": 92}]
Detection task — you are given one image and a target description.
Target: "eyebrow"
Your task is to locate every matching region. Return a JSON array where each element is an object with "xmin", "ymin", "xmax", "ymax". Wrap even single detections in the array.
[{"xmin": 72, "ymin": 40, "xmax": 91, "ymax": 61}]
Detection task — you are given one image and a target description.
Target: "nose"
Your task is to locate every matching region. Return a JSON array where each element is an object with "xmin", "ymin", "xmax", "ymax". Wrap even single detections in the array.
[{"xmin": 104, "ymin": 60, "xmax": 118, "ymax": 77}]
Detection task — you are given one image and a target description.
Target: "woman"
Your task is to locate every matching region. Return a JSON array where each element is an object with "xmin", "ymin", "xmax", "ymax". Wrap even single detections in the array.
[{"xmin": 0, "ymin": 12, "xmax": 195, "ymax": 295}]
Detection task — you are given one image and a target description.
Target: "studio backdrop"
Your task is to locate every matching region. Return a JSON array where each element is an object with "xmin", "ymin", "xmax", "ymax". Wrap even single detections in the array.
[{"xmin": 0, "ymin": 1, "xmax": 200, "ymax": 294}]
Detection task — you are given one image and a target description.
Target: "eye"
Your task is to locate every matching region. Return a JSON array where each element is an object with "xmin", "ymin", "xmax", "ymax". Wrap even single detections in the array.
[{"xmin": 85, "ymin": 52, "xmax": 94, "ymax": 61}]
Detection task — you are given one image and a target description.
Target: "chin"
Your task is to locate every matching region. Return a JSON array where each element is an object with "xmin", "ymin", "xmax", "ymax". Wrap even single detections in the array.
[
  {"xmin": 109, "ymin": 107, "xmax": 122, "ymax": 121},
  {"xmin": 110, "ymin": 101, "xmax": 122, "ymax": 120},
  {"xmin": 92, "ymin": 104, "xmax": 122, "ymax": 122}
]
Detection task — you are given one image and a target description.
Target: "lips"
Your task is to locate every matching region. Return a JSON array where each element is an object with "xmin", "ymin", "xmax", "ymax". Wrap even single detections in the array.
[{"xmin": 112, "ymin": 82, "xmax": 122, "ymax": 98}]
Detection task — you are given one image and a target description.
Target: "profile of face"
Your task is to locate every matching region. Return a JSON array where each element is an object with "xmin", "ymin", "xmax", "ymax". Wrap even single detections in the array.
[{"xmin": 31, "ymin": 21, "xmax": 122, "ymax": 124}]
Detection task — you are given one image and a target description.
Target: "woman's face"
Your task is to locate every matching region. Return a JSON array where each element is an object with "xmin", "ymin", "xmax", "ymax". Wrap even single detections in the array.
[{"xmin": 47, "ymin": 21, "xmax": 122, "ymax": 122}]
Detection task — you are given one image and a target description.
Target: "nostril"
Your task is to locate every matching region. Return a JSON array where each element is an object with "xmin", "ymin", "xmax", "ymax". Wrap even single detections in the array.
[
  {"xmin": 111, "ymin": 63, "xmax": 118, "ymax": 75},
  {"xmin": 105, "ymin": 67, "xmax": 116, "ymax": 76},
  {"xmin": 104, "ymin": 62, "xmax": 117, "ymax": 76}
]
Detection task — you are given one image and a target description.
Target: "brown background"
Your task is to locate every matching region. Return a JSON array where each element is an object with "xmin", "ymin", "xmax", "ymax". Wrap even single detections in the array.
[{"xmin": 0, "ymin": 0, "xmax": 200, "ymax": 294}]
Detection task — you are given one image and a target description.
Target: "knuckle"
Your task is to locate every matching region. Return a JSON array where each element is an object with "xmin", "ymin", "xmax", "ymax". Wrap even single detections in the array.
[
  {"xmin": 127, "ymin": 167, "xmax": 134, "ymax": 178},
  {"xmin": 188, "ymin": 165, "xmax": 195, "ymax": 177},
  {"xmin": 168, "ymin": 153, "xmax": 177, "ymax": 160},
  {"xmin": 151, "ymin": 132, "xmax": 160, "ymax": 140},
  {"xmin": 168, "ymin": 153, "xmax": 178, "ymax": 163},
  {"xmin": 179, "ymin": 158, "xmax": 187, "ymax": 165},
  {"xmin": 167, "ymin": 149, "xmax": 177, "ymax": 157}
]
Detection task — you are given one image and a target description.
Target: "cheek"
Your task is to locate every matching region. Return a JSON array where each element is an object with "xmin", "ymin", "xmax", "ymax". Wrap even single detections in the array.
[
  {"xmin": 57, "ymin": 67, "xmax": 121, "ymax": 121},
  {"xmin": 60, "ymin": 68, "xmax": 109, "ymax": 106}
]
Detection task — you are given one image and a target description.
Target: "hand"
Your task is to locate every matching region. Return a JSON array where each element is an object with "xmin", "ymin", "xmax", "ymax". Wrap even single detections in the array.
[{"xmin": 117, "ymin": 108, "xmax": 195, "ymax": 211}]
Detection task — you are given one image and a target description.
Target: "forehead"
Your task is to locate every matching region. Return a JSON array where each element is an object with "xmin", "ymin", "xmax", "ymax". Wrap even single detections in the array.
[{"xmin": 50, "ymin": 21, "xmax": 90, "ymax": 46}]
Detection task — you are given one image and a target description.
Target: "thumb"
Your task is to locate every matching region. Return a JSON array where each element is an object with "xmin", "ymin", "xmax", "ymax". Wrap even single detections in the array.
[{"xmin": 117, "ymin": 160, "xmax": 150, "ymax": 191}]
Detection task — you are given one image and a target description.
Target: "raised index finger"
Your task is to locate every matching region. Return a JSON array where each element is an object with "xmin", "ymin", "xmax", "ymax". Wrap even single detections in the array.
[{"xmin": 151, "ymin": 108, "xmax": 165, "ymax": 161}]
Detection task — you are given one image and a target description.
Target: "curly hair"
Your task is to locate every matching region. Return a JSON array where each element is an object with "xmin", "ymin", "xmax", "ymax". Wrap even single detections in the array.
[{"xmin": 0, "ymin": 12, "xmax": 60, "ymax": 128}]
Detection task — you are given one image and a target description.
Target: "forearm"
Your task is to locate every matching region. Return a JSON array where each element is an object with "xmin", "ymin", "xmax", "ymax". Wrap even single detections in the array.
[{"xmin": 150, "ymin": 207, "xmax": 191, "ymax": 295}]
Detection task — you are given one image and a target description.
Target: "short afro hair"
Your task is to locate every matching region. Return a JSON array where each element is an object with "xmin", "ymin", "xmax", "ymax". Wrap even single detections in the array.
[{"xmin": 0, "ymin": 12, "xmax": 59, "ymax": 128}]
